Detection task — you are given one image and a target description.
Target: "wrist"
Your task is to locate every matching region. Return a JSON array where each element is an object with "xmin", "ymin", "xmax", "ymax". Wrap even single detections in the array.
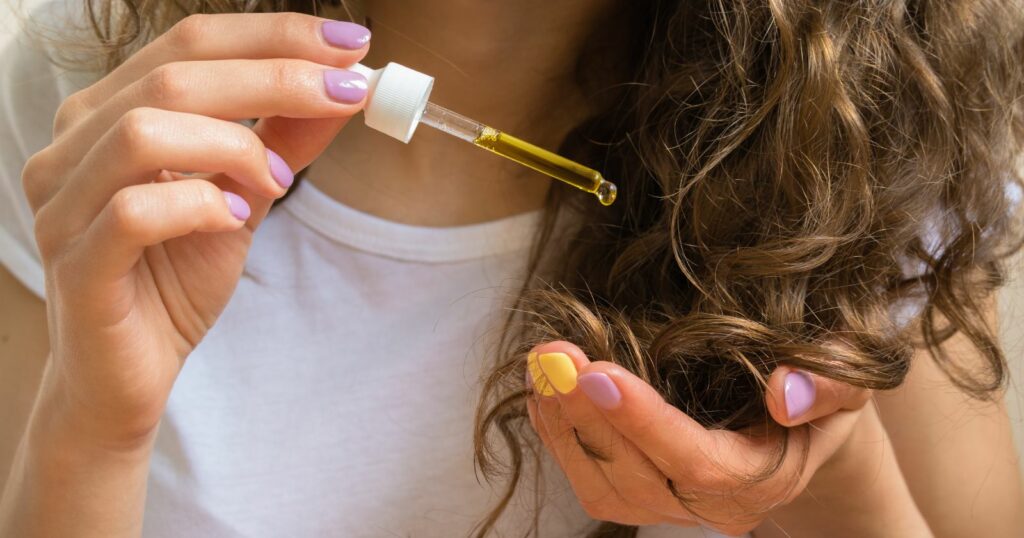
[
  {"xmin": 32, "ymin": 358, "xmax": 160, "ymax": 458},
  {"xmin": 1, "ymin": 369, "xmax": 155, "ymax": 538}
]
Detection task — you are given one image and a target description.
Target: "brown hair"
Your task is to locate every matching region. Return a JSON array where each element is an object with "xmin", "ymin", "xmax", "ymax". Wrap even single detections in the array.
[{"xmin": 34, "ymin": 0, "xmax": 1024, "ymax": 536}]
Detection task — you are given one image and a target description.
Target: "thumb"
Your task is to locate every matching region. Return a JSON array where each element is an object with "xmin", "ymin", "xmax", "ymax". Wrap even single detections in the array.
[
  {"xmin": 765, "ymin": 366, "xmax": 871, "ymax": 427},
  {"xmin": 247, "ymin": 115, "xmax": 354, "ymax": 227}
]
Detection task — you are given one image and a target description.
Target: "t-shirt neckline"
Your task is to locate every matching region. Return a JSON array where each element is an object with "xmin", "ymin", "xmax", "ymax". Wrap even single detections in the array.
[{"xmin": 281, "ymin": 180, "xmax": 544, "ymax": 263}]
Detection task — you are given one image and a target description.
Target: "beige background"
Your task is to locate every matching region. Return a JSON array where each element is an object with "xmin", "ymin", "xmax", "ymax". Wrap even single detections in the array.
[
  {"xmin": 2, "ymin": 0, "xmax": 1022, "ymax": 460},
  {"xmin": 999, "ymin": 257, "xmax": 1024, "ymax": 457}
]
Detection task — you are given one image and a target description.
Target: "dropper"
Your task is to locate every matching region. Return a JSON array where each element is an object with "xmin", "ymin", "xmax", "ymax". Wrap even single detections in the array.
[{"xmin": 348, "ymin": 62, "xmax": 617, "ymax": 206}]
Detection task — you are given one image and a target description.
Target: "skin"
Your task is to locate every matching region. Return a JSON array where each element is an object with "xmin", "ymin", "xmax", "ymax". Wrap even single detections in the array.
[
  {"xmin": 307, "ymin": 0, "xmax": 604, "ymax": 226},
  {"xmin": 874, "ymin": 302, "xmax": 1024, "ymax": 537},
  {"xmin": 525, "ymin": 341, "xmax": 928, "ymax": 535},
  {"xmin": 0, "ymin": 1, "xmax": 1019, "ymax": 536}
]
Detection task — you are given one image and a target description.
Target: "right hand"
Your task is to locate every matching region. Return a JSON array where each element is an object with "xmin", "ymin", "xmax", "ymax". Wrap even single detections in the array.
[{"xmin": 20, "ymin": 13, "xmax": 371, "ymax": 448}]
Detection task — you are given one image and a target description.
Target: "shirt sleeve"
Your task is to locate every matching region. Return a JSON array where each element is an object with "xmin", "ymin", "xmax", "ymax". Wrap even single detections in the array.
[{"xmin": 0, "ymin": 3, "xmax": 96, "ymax": 299}]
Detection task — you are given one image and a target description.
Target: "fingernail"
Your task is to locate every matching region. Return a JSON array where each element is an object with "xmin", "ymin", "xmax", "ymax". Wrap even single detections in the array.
[
  {"xmin": 324, "ymin": 70, "xmax": 368, "ymax": 104},
  {"xmin": 223, "ymin": 192, "xmax": 250, "ymax": 221},
  {"xmin": 578, "ymin": 373, "xmax": 622, "ymax": 410},
  {"xmin": 527, "ymin": 352, "xmax": 555, "ymax": 397},
  {"xmin": 321, "ymin": 21, "xmax": 371, "ymax": 50},
  {"xmin": 266, "ymin": 149, "xmax": 294, "ymax": 188},
  {"xmin": 784, "ymin": 371, "xmax": 816, "ymax": 420},
  {"xmin": 538, "ymin": 352, "xmax": 578, "ymax": 394}
]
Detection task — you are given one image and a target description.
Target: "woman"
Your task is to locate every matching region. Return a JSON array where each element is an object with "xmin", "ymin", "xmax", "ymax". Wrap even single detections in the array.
[{"xmin": 0, "ymin": 0, "xmax": 1021, "ymax": 536}]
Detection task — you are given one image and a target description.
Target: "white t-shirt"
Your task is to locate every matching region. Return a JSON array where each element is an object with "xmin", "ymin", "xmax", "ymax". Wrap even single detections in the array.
[{"xmin": 0, "ymin": 6, "xmax": 731, "ymax": 538}]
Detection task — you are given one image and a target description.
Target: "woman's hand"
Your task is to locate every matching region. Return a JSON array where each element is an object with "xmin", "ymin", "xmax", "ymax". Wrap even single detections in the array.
[
  {"xmin": 23, "ymin": 13, "xmax": 370, "ymax": 448},
  {"xmin": 2, "ymin": 13, "xmax": 371, "ymax": 538},
  {"xmin": 524, "ymin": 340, "xmax": 879, "ymax": 535}
]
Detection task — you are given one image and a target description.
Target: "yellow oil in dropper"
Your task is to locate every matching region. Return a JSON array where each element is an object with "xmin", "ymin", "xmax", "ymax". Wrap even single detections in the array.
[{"xmin": 418, "ymin": 102, "xmax": 618, "ymax": 206}]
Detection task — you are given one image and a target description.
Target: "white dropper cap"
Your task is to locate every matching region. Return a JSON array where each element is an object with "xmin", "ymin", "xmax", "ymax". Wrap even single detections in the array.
[{"xmin": 348, "ymin": 62, "xmax": 435, "ymax": 143}]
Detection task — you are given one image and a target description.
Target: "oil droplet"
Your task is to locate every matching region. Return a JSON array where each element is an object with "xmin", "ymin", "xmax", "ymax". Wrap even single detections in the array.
[{"xmin": 596, "ymin": 180, "xmax": 618, "ymax": 206}]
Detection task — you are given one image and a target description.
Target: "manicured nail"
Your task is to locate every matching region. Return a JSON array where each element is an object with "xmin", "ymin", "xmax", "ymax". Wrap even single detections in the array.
[
  {"xmin": 266, "ymin": 149, "xmax": 294, "ymax": 188},
  {"xmin": 538, "ymin": 352, "xmax": 578, "ymax": 394},
  {"xmin": 784, "ymin": 371, "xmax": 816, "ymax": 420},
  {"xmin": 527, "ymin": 352, "xmax": 555, "ymax": 397},
  {"xmin": 223, "ymin": 192, "xmax": 250, "ymax": 221},
  {"xmin": 322, "ymin": 21, "xmax": 371, "ymax": 50},
  {"xmin": 578, "ymin": 373, "xmax": 622, "ymax": 410},
  {"xmin": 324, "ymin": 70, "xmax": 368, "ymax": 104}
]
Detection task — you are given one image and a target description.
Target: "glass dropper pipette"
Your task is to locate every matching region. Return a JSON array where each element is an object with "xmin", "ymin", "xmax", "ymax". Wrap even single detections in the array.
[
  {"xmin": 417, "ymin": 102, "xmax": 618, "ymax": 206},
  {"xmin": 348, "ymin": 62, "xmax": 618, "ymax": 206}
]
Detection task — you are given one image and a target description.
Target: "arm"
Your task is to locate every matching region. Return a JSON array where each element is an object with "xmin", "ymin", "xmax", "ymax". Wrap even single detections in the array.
[
  {"xmin": 1, "ymin": 378, "xmax": 155, "ymax": 538},
  {"xmin": 875, "ymin": 298, "xmax": 1024, "ymax": 536},
  {"xmin": 1, "ymin": 12, "xmax": 371, "ymax": 536},
  {"xmin": 1, "ymin": 267, "xmax": 156, "ymax": 538}
]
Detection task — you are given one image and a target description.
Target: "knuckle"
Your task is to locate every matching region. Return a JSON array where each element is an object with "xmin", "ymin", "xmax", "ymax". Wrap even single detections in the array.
[
  {"xmin": 266, "ymin": 60, "xmax": 307, "ymax": 98},
  {"xmin": 191, "ymin": 181, "xmax": 222, "ymax": 209},
  {"xmin": 107, "ymin": 187, "xmax": 149, "ymax": 231},
  {"xmin": 32, "ymin": 204, "xmax": 63, "ymax": 259},
  {"xmin": 141, "ymin": 63, "xmax": 191, "ymax": 105},
  {"xmin": 226, "ymin": 127, "xmax": 265, "ymax": 164},
  {"xmin": 53, "ymin": 90, "xmax": 89, "ymax": 134},
  {"xmin": 273, "ymin": 13, "xmax": 318, "ymax": 46},
  {"xmin": 114, "ymin": 107, "xmax": 162, "ymax": 156},
  {"xmin": 272, "ymin": 11, "xmax": 311, "ymax": 30},
  {"xmin": 20, "ymin": 150, "xmax": 54, "ymax": 207},
  {"xmin": 166, "ymin": 14, "xmax": 211, "ymax": 50}
]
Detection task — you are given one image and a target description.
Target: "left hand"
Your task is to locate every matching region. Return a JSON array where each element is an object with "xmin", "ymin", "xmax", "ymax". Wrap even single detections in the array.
[{"xmin": 524, "ymin": 340, "xmax": 871, "ymax": 535}]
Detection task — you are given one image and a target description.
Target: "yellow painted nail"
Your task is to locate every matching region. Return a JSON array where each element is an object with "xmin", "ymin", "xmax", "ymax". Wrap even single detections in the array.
[
  {"xmin": 538, "ymin": 352, "xmax": 578, "ymax": 394},
  {"xmin": 527, "ymin": 352, "xmax": 555, "ymax": 396}
]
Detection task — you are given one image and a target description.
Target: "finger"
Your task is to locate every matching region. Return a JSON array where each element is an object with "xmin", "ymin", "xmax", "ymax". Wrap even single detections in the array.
[
  {"xmin": 52, "ymin": 58, "xmax": 368, "ymax": 172},
  {"xmin": 528, "ymin": 344, "xmax": 696, "ymax": 526},
  {"xmin": 764, "ymin": 366, "xmax": 871, "ymax": 427},
  {"xmin": 527, "ymin": 395, "xmax": 623, "ymax": 513},
  {"xmin": 530, "ymin": 342, "xmax": 697, "ymax": 522},
  {"xmin": 65, "ymin": 13, "xmax": 370, "ymax": 127},
  {"xmin": 46, "ymin": 108, "xmax": 291, "ymax": 232},
  {"xmin": 527, "ymin": 379, "xmax": 670, "ymax": 526},
  {"xmin": 242, "ymin": 115, "xmax": 351, "ymax": 228},
  {"xmin": 537, "ymin": 347, "xmax": 866, "ymax": 534},
  {"xmin": 576, "ymin": 360, "xmax": 739, "ymax": 481},
  {"xmin": 73, "ymin": 179, "xmax": 249, "ymax": 283}
]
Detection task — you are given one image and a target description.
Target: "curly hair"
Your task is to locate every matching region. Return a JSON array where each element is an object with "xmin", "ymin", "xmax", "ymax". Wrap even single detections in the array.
[
  {"xmin": 474, "ymin": 0, "xmax": 1024, "ymax": 535},
  {"xmin": 34, "ymin": 0, "xmax": 1024, "ymax": 536}
]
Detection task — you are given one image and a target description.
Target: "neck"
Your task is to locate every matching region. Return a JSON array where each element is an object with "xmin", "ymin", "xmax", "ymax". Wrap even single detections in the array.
[{"xmin": 308, "ymin": 1, "xmax": 613, "ymax": 226}]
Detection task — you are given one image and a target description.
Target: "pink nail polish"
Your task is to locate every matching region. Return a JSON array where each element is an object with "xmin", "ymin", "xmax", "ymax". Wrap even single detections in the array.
[
  {"xmin": 784, "ymin": 371, "xmax": 816, "ymax": 420},
  {"xmin": 223, "ymin": 192, "xmax": 250, "ymax": 221},
  {"xmin": 324, "ymin": 70, "xmax": 368, "ymax": 104},
  {"xmin": 578, "ymin": 373, "xmax": 622, "ymax": 410},
  {"xmin": 266, "ymin": 149, "xmax": 294, "ymax": 188},
  {"xmin": 321, "ymin": 21, "xmax": 371, "ymax": 50}
]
